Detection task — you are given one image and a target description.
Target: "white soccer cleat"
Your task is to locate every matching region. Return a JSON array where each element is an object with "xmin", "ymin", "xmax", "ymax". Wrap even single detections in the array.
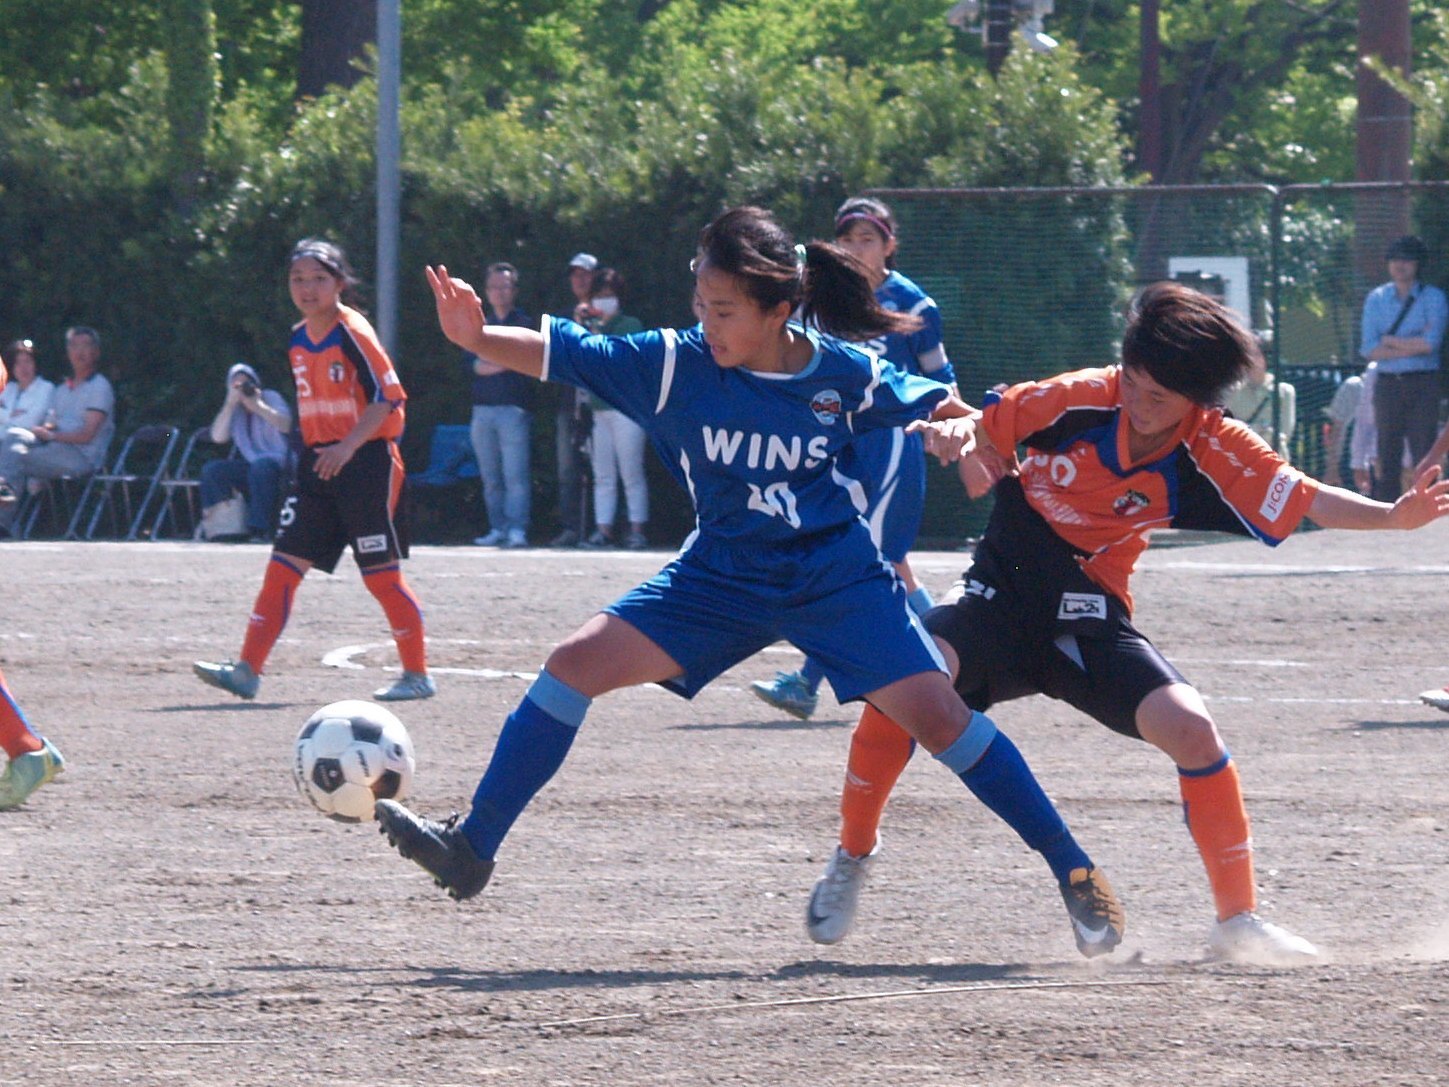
[
  {"xmin": 805, "ymin": 842, "xmax": 878, "ymax": 945},
  {"xmin": 1208, "ymin": 911, "xmax": 1319, "ymax": 967},
  {"xmin": 1418, "ymin": 687, "xmax": 1449, "ymax": 712}
]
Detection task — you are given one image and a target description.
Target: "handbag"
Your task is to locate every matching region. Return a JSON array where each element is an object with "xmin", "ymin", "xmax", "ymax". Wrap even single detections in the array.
[{"xmin": 200, "ymin": 492, "xmax": 249, "ymax": 540}]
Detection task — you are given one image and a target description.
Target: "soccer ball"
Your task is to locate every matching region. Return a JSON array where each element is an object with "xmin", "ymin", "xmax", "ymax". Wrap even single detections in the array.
[{"xmin": 293, "ymin": 700, "xmax": 416, "ymax": 823}]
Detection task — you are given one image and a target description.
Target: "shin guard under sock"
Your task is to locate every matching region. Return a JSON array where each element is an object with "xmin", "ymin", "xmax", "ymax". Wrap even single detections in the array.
[
  {"xmin": 1179, "ymin": 755, "xmax": 1256, "ymax": 921},
  {"xmin": 839, "ymin": 705, "xmax": 916, "ymax": 857},
  {"xmin": 362, "ymin": 564, "xmax": 427, "ymax": 674},
  {"xmin": 239, "ymin": 555, "xmax": 305, "ymax": 673}
]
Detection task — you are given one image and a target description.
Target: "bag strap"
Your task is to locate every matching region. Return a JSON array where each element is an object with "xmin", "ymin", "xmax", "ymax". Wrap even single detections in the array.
[{"xmin": 1385, "ymin": 289, "xmax": 1418, "ymax": 336}]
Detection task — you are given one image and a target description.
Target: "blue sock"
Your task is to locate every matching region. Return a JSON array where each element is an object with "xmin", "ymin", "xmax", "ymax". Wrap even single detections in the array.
[
  {"xmin": 460, "ymin": 671, "xmax": 591, "ymax": 860},
  {"xmin": 937, "ymin": 714, "xmax": 1092, "ymax": 886},
  {"xmin": 799, "ymin": 657, "xmax": 825, "ymax": 696},
  {"xmin": 906, "ymin": 586, "xmax": 934, "ymax": 617}
]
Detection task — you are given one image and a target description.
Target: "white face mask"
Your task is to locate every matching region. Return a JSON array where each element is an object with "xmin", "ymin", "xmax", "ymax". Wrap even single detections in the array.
[{"xmin": 592, "ymin": 296, "xmax": 620, "ymax": 319}]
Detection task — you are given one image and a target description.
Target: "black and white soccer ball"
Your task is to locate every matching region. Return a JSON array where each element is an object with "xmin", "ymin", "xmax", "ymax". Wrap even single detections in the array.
[{"xmin": 293, "ymin": 700, "xmax": 416, "ymax": 823}]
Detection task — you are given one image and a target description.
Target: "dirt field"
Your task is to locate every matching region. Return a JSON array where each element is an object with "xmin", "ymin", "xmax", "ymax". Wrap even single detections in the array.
[{"xmin": 3, "ymin": 522, "xmax": 1447, "ymax": 1087}]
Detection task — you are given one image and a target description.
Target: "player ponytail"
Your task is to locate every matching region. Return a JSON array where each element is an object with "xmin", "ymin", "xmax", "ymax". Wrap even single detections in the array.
[
  {"xmin": 1121, "ymin": 281, "xmax": 1258, "ymax": 406},
  {"xmin": 694, "ymin": 206, "xmax": 920, "ymax": 343}
]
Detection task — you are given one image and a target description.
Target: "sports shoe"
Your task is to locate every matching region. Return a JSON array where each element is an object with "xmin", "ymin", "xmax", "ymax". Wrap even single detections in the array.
[
  {"xmin": 0, "ymin": 738, "xmax": 65, "ymax": 810},
  {"xmin": 375, "ymin": 800, "xmax": 495, "ymax": 901},
  {"xmin": 192, "ymin": 659, "xmax": 260, "ymax": 700},
  {"xmin": 805, "ymin": 841, "xmax": 878, "ymax": 944},
  {"xmin": 750, "ymin": 670, "xmax": 818, "ymax": 720},
  {"xmin": 374, "ymin": 671, "xmax": 437, "ymax": 701},
  {"xmin": 1418, "ymin": 687, "xmax": 1449, "ymax": 712},
  {"xmin": 549, "ymin": 528, "xmax": 579, "ymax": 547},
  {"xmin": 625, "ymin": 531, "xmax": 648, "ymax": 550},
  {"xmin": 1059, "ymin": 866, "xmax": 1125, "ymax": 958},
  {"xmin": 473, "ymin": 529, "xmax": 506, "ymax": 546},
  {"xmin": 1208, "ymin": 911, "xmax": 1319, "ymax": 966},
  {"xmin": 579, "ymin": 529, "xmax": 613, "ymax": 549},
  {"xmin": 503, "ymin": 529, "xmax": 528, "ymax": 549}
]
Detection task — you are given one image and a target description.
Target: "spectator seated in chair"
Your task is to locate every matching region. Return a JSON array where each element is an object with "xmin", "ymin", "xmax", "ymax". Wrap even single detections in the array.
[{"xmin": 200, "ymin": 363, "xmax": 293, "ymax": 541}]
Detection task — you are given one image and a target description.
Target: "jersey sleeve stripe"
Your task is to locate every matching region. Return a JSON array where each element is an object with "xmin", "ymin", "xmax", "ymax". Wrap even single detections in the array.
[
  {"xmin": 907, "ymin": 297, "xmax": 934, "ymax": 317},
  {"xmin": 656, "ymin": 328, "xmax": 678, "ymax": 415},
  {"xmin": 539, "ymin": 315, "xmax": 554, "ymax": 382}
]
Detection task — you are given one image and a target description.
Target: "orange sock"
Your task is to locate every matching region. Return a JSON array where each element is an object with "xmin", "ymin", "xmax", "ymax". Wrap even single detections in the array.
[
  {"xmin": 239, "ymin": 556, "xmax": 305, "ymax": 674},
  {"xmin": 362, "ymin": 565, "xmax": 427, "ymax": 674},
  {"xmin": 1179, "ymin": 757, "xmax": 1257, "ymax": 921},
  {"xmin": 839, "ymin": 705, "xmax": 916, "ymax": 857},
  {"xmin": 0, "ymin": 668, "xmax": 43, "ymax": 759}
]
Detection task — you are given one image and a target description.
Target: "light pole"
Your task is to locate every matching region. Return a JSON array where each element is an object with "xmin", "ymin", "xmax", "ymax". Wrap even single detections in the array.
[{"xmin": 377, "ymin": 0, "xmax": 401, "ymax": 358}]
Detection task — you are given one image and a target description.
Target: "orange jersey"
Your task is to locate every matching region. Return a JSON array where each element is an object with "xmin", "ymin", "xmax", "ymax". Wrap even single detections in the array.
[
  {"xmin": 979, "ymin": 366, "xmax": 1319, "ymax": 612},
  {"xmin": 288, "ymin": 304, "xmax": 406, "ymax": 447}
]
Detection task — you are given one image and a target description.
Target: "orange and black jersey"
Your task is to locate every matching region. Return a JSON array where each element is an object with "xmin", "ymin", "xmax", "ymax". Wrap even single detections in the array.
[
  {"xmin": 289, "ymin": 304, "xmax": 406, "ymax": 448},
  {"xmin": 979, "ymin": 366, "xmax": 1319, "ymax": 613}
]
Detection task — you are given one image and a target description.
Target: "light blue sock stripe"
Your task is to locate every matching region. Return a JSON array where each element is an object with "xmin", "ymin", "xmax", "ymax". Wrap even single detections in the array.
[
  {"xmin": 1178, "ymin": 751, "xmax": 1231, "ymax": 778},
  {"xmin": 932, "ymin": 710, "xmax": 998, "ymax": 774},
  {"xmin": 906, "ymin": 586, "xmax": 934, "ymax": 617},
  {"xmin": 526, "ymin": 669, "xmax": 591, "ymax": 728}
]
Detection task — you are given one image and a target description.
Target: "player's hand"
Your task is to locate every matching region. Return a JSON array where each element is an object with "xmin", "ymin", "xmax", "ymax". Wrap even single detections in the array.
[
  {"xmin": 907, "ymin": 416, "xmax": 977, "ymax": 465},
  {"xmin": 1412, "ymin": 450, "xmax": 1443, "ymax": 482},
  {"xmin": 426, "ymin": 264, "xmax": 487, "ymax": 350},
  {"xmin": 958, "ymin": 445, "xmax": 1015, "ymax": 499},
  {"xmin": 312, "ymin": 440, "xmax": 356, "ymax": 481},
  {"xmin": 1389, "ymin": 464, "xmax": 1449, "ymax": 529}
]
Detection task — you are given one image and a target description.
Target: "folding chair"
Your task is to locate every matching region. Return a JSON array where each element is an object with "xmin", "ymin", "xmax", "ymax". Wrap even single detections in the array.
[
  {"xmin": 67, "ymin": 424, "xmax": 181, "ymax": 540},
  {"xmin": 14, "ymin": 475, "xmax": 84, "ymax": 540},
  {"xmin": 406, "ymin": 424, "xmax": 481, "ymax": 543},
  {"xmin": 148, "ymin": 426, "xmax": 236, "ymax": 541}
]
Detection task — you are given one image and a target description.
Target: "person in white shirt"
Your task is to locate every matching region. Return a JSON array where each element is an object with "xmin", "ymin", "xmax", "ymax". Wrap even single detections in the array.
[{"xmin": 0, "ymin": 339, "xmax": 55, "ymax": 433}]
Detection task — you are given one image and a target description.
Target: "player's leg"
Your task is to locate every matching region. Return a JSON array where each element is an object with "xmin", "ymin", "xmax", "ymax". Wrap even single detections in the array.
[
  {"xmin": 0, "ymin": 667, "xmax": 64, "ymax": 809},
  {"xmin": 1135, "ymin": 683, "xmax": 1318, "ymax": 965}
]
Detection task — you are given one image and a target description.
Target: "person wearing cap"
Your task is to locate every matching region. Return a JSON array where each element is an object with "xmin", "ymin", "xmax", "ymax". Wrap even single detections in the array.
[
  {"xmin": 1359, "ymin": 234, "xmax": 1448, "ymax": 501},
  {"xmin": 200, "ymin": 361, "xmax": 294, "ymax": 540},
  {"xmin": 0, "ymin": 325, "xmax": 114, "ymax": 536},
  {"xmin": 549, "ymin": 251, "xmax": 600, "ymax": 546}
]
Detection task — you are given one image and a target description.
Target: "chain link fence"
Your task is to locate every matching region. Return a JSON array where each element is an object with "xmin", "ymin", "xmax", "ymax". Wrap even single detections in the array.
[{"xmin": 871, "ymin": 181, "xmax": 1449, "ymax": 543}]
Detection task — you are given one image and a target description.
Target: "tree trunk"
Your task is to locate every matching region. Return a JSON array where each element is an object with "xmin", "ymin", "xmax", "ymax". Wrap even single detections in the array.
[{"xmin": 298, "ymin": 0, "xmax": 376, "ymax": 100}]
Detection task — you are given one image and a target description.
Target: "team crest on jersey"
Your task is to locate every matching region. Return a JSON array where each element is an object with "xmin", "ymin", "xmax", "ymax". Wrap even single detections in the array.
[
  {"xmin": 329, "ymin": 361, "xmax": 346, "ymax": 384},
  {"xmin": 810, "ymin": 389, "xmax": 842, "ymax": 425},
  {"xmin": 1112, "ymin": 489, "xmax": 1150, "ymax": 516}
]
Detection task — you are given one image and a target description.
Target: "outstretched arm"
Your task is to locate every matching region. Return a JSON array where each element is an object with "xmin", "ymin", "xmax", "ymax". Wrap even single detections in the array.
[
  {"xmin": 427, "ymin": 265, "xmax": 545, "ymax": 379},
  {"xmin": 1307, "ymin": 466, "xmax": 1449, "ymax": 531}
]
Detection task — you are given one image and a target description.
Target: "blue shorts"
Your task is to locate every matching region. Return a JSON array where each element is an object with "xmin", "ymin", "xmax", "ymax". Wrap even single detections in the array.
[
  {"xmin": 839, "ymin": 428, "xmax": 926, "ymax": 564},
  {"xmin": 605, "ymin": 523, "xmax": 946, "ymax": 701}
]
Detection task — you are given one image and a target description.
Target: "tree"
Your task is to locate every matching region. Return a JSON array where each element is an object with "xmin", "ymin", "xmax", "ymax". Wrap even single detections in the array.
[{"xmin": 298, "ymin": 0, "xmax": 375, "ymax": 99}]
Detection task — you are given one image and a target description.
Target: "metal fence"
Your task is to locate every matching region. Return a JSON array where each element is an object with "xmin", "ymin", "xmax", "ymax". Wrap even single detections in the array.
[{"xmin": 870, "ymin": 181, "xmax": 1449, "ymax": 543}]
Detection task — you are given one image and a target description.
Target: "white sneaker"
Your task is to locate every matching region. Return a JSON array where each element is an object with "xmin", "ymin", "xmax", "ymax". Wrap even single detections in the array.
[
  {"xmin": 805, "ymin": 841, "xmax": 878, "ymax": 945},
  {"xmin": 1418, "ymin": 687, "xmax": 1449, "ymax": 712},
  {"xmin": 503, "ymin": 529, "xmax": 528, "ymax": 549},
  {"xmin": 473, "ymin": 530, "xmax": 506, "ymax": 547},
  {"xmin": 1208, "ymin": 912, "xmax": 1319, "ymax": 966}
]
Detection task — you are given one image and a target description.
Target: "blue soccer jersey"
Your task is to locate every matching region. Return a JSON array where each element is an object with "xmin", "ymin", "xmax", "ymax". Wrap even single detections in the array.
[
  {"xmin": 543, "ymin": 316, "xmax": 950, "ymax": 547},
  {"xmin": 834, "ymin": 271, "xmax": 954, "ymax": 561}
]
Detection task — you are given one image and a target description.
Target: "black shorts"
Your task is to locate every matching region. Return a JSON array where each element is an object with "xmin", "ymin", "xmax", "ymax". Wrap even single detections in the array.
[
  {"xmin": 925, "ymin": 480, "xmax": 1185, "ymax": 740},
  {"xmin": 273, "ymin": 439, "xmax": 410, "ymax": 574}
]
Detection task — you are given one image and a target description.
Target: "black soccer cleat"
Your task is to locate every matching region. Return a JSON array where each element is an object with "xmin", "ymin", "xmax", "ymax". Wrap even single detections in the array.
[{"xmin": 375, "ymin": 799, "xmax": 495, "ymax": 901}]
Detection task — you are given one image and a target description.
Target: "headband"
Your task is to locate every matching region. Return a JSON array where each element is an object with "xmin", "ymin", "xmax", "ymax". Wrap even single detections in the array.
[
  {"xmin": 834, "ymin": 211, "xmax": 894, "ymax": 240},
  {"xmin": 290, "ymin": 246, "xmax": 344, "ymax": 277}
]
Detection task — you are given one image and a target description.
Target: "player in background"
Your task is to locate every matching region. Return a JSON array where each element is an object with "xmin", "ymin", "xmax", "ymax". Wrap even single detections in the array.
[
  {"xmin": 804, "ymin": 282, "xmax": 1449, "ymax": 965},
  {"xmin": 193, "ymin": 238, "xmax": 435, "ymax": 703},
  {"xmin": 376, "ymin": 206, "xmax": 1124, "ymax": 958},
  {"xmin": 752, "ymin": 196, "xmax": 955, "ymax": 720},
  {"xmin": 0, "ymin": 353, "xmax": 65, "ymax": 808}
]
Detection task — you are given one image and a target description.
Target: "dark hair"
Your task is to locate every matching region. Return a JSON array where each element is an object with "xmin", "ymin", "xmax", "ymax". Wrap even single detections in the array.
[
  {"xmin": 694, "ymin": 206, "xmax": 919, "ymax": 342},
  {"xmin": 590, "ymin": 266, "xmax": 626, "ymax": 299},
  {"xmin": 833, "ymin": 196, "xmax": 899, "ymax": 269},
  {"xmin": 288, "ymin": 237, "xmax": 359, "ymax": 292},
  {"xmin": 485, "ymin": 261, "xmax": 519, "ymax": 285},
  {"xmin": 1385, "ymin": 234, "xmax": 1428, "ymax": 263},
  {"xmin": 1120, "ymin": 282, "xmax": 1258, "ymax": 405},
  {"xmin": 1, "ymin": 338, "xmax": 36, "ymax": 369}
]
